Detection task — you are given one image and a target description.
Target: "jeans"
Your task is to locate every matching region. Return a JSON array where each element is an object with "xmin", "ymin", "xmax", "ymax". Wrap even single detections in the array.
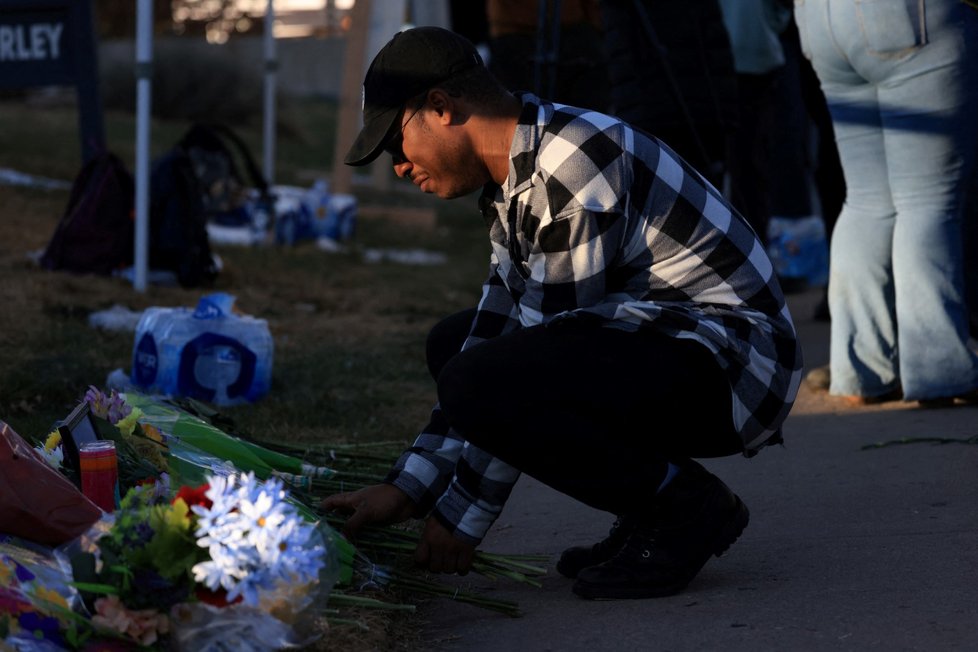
[{"xmin": 794, "ymin": 0, "xmax": 978, "ymax": 399}]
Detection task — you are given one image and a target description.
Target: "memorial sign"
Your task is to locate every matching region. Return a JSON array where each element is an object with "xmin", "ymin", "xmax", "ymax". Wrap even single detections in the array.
[{"xmin": 0, "ymin": 0, "xmax": 104, "ymax": 162}]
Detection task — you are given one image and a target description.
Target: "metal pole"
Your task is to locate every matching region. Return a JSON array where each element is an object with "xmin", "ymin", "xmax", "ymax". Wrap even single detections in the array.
[
  {"xmin": 263, "ymin": 0, "xmax": 277, "ymax": 185},
  {"xmin": 134, "ymin": 0, "xmax": 153, "ymax": 293}
]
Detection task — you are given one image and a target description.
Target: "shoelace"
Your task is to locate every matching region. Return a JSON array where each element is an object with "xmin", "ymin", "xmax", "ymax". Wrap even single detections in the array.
[
  {"xmin": 595, "ymin": 515, "xmax": 634, "ymax": 553},
  {"xmin": 612, "ymin": 528, "xmax": 661, "ymax": 564}
]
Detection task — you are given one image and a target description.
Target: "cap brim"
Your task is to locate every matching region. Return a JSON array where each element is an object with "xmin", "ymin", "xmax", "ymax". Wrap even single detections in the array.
[{"xmin": 344, "ymin": 105, "xmax": 401, "ymax": 166}]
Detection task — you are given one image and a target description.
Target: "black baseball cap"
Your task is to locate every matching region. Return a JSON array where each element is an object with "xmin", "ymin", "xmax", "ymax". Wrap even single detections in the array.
[{"xmin": 344, "ymin": 26, "xmax": 484, "ymax": 167}]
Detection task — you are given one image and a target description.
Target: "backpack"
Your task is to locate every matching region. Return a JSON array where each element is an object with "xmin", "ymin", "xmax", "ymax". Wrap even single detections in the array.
[
  {"xmin": 40, "ymin": 152, "xmax": 135, "ymax": 275},
  {"xmin": 177, "ymin": 122, "xmax": 270, "ymax": 225},
  {"xmin": 146, "ymin": 123, "xmax": 271, "ymax": 288},
  {"xmin": 149, "ymin": 147, "xmax": 218, "ymax": 288}
]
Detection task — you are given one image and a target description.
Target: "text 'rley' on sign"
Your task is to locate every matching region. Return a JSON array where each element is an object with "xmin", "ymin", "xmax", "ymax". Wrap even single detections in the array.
[{"xmin": 0, "ymin": 23, "xmax": 64, "ymax": 62}]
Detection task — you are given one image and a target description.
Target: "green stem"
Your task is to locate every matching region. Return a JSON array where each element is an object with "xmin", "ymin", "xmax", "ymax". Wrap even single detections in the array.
[
  {"xmin": 325, "ymin": 617, "xmax": 372, "ymax": 630},
  {"xmin": 326, "ymin": 593, "xmax": 417, "ymax": 612},
  {"xmin": 388, "ymin": 574, "xmax": 522, "ymax": 616},
  {"xmin": 474, "ymin": 556, "xmax": 548, "ymax": 576},
  {"xmin": 470, "ymin": 563, "xmax": 543, "ymax": 588}
]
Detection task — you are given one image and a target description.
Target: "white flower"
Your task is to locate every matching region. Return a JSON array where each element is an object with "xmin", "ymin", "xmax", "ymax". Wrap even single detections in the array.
[
  {"xmin": 190, "ymin": 472, "xmax": 326, "ymax": 607},
  {"xmin": 35, "ymin": 430, "xmax": 64, "ymax": 469},
  {"xmin": 35, "ymin": 442, "xmax": 64, "ymax": 469}
]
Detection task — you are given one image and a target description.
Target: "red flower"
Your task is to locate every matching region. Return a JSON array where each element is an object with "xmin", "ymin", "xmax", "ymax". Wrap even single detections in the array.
[
  {"xmin": 0, "ymin": 587, "xmax": 32, "ymax": 615},
  {"xmin": 193, "ymin": 586, "xmax": 242, "ymax": 608},
  {"xmin": 173, "ymin": 483, "xmax": 211, "ymax": 509}
]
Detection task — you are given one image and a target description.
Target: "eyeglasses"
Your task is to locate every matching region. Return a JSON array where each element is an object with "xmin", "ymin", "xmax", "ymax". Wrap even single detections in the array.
[{"xmin": 384, "ymin": 103, "xmax": 424, "ymax": 164}]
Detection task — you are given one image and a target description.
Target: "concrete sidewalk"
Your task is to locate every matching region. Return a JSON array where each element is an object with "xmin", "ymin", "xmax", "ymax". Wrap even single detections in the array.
[{"xmin": 416, "ymin": 287, "xmax": 978, "ymax": 651}]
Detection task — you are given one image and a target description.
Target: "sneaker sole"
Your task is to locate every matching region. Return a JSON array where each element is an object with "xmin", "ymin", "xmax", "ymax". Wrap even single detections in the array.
[
  {"xmin": 711, "ymin": 495, "xmax": 750, "ymax": 558},
  {"xmin": 571, "ymin": 498, "xmax": 750, "ymax": 600}
]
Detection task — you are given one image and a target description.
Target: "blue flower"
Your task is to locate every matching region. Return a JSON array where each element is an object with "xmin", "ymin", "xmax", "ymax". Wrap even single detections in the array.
[
  {"xmin": 13, "ymin": 560, "xmax": 35, "ymax": 583},
  {"xmin": 190, "ymin": 472, "xmax": 326, "ymax": 607},
  {"xmin": 18, "ymin": 611, "xmax": 65, "ymax": 647}
]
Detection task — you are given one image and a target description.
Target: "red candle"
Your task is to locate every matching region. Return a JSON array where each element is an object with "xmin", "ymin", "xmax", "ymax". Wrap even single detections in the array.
[{"xmin": 79, "ymin": 440, "xmax": 119, "ymax": 512}]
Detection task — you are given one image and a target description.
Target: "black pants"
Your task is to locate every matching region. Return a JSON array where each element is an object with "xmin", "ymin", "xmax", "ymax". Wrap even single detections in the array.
[{"xmin": 426, "ymin": 310, "xmax": 743, "ymax": 516}]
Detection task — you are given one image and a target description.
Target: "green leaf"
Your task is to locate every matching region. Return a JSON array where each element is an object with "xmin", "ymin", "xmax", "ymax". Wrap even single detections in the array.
[
  {"xmin": 143, "ymin": 500, "xmax": 204, "ymax": 581},
  {"xmin": 69, "ymin": 581, "xmax": 120, "ymax": 595}
]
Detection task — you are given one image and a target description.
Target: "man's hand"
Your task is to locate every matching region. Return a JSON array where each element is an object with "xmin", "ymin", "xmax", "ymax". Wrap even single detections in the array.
[
  {"xmin": 415, "ymin": 516, "xmax": 476, "ymax": 575},
  {"xmin": 320, "ymin": 484, "xmax": 417, "ymax": 540}
]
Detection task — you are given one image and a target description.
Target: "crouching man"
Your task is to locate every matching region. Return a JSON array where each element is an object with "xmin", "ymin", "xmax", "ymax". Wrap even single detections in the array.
[{"xmin": 322, "ymin": 26, "xmax": 802, "ymax": 600}]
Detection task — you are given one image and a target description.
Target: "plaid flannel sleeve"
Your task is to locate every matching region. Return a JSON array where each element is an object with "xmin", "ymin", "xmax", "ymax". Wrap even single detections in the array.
[
  {"xmin": 385, "ymin": 262, "xmax": 521, "ymax": 526},
  {"xmin": 431, "ymin": 442, "xmax": 521, "ymax": 544},
  {"xmin": 384, "ymin": 403, "xmax": 464, "ymax": 516}
]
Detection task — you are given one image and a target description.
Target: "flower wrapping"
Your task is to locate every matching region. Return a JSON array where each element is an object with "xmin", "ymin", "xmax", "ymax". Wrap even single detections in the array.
[
  {"xmin": 0, "ymin": 535, "xmax": 80, "ymax": 650},
  {"xmin": 0, "ymin": 421, "xmax": 102, "ymax": 546},
  {"xmin": 62, "ymin": 472, "xmax": 339, "ymax": 650},
  {"xmin": 169, "ymin": 602, "xmax": 306, "ymax": 651},
  {"xmin": 76, "ymin": 388, "xmax": 355, "ymax": 587}
]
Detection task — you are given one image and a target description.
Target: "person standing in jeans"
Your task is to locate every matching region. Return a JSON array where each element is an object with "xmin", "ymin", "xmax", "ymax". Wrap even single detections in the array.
[{"xmin": 794, "ymin": 0, "xmax": 978, "ymax": 406}]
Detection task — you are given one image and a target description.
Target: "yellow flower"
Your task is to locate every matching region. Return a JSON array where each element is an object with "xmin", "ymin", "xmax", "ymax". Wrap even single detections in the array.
[
  {"xmin": 115, "ymin": 406, "xmax": 144, "ymax": 437},
  {"xmin": 31, "ymin": 585, "xmax": 69, "ymax": 611},
  {"xmin": 43, "ymin": 430, "xmax": 62, "ymax": 452},
  {"xmin": 0, "ymin": 560, "xmax": 13, "ymax": 585},
  {"xmin": 35, "ymin": 432, "xmax": 65, "ymax": 469},
  {"xmin": 142, "ymin": 423, "xmax": 165, "ymax": 444},
  {"xmin": 161, "ymin": 498, "xmax": 195, "ymax": 528}
]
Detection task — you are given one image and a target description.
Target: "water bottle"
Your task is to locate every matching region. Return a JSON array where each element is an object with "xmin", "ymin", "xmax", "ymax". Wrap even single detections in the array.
[
  {"xmin": 130, "ymin": 293, "xmax": 273, "ymax": 405},
  {"xmin": 303, "ymin": 179, "xmax": 335, "ymax": 240},
  {"xmin": 273, "ymin": 186, "xmax": 316, "ymax": 245},
  {"xmin": 766, "ymin": 215, "xmax": 829, "ymax": 288},
  {"xmin": 249, "ymin": 191, "xmax": 274, "ymax": 245}
]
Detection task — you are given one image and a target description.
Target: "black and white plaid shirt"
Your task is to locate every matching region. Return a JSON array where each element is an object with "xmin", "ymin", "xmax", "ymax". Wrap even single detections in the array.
[{"xmin": 386, "ymin": 94, "xmax": 803, "ymax": 544}]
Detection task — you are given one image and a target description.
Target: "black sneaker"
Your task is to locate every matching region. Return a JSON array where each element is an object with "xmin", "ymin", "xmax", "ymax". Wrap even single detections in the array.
[
  {"xmin": 572, "ymin": 465, "xmax": 749, "ymax": 600},
  {"xmin": 556, "ymin": 515, "xmax": 635, "ymax": 579}
]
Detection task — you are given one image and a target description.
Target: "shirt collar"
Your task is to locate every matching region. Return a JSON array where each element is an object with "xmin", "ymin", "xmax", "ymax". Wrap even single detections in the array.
[
  {"xmin": 505, "ymin": 92, "xmax": 548, "ymax": 198},
  {"xmin": 479, "ymin": 92, "xmax": 548, "ymax": 228}
]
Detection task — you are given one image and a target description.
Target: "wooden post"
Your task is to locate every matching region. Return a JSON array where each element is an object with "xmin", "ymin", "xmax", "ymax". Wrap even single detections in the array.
[
  {"xmin": 331, "ymin": 0, "xmax": 448, "ymax": 194},
  {"xmin": 331, "ymin": 0, "xmax": 371, "ymax": 194},
  {"xmin": 366, "ymin": 0, "xmax": 406, "ymax": 192}
]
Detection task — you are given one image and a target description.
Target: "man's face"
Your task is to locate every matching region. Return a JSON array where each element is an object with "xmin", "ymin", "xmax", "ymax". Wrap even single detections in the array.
[{"xmin": 388, "ymin": 100, "xmax": 487, "ymax": 199}]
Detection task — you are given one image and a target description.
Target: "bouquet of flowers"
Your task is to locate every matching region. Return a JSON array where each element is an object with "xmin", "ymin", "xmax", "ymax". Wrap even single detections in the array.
[
  {"xmin": 1, "ymin": 534, "xmax": 87, "ymax": 650},
  {"xmin": 74, "ymin": 388, "xmax": 338, "ymax": 511},
  {"xmin": 16, "ymin": 385, "xmax": 547, "ymax": 638},
  {"xmin": 67, "ymin": 472, "xmax": 338, "ymax": 650}
]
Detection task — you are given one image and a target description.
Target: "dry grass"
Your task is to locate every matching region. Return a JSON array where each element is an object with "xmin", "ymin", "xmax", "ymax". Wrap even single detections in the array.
[{"xmin": 0, "ymin": 96, "xmax": 490, "ymax": 438}]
